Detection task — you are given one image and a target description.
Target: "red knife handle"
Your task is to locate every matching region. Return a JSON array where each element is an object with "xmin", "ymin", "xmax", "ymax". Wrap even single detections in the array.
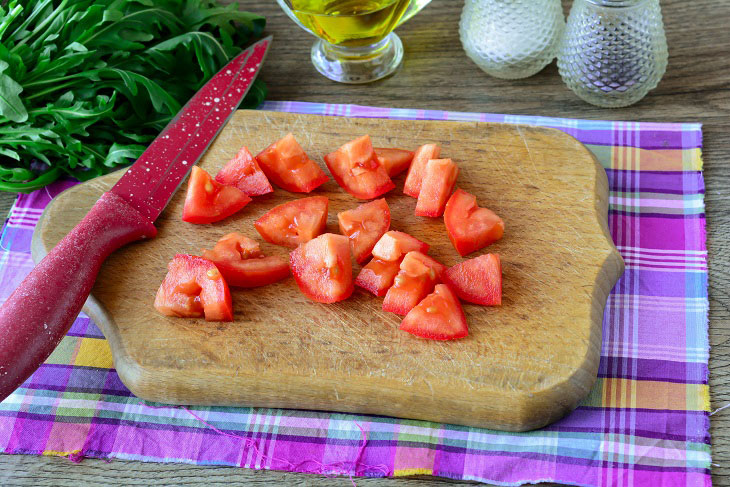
[{"xmin": 0, "ymin": 191, "xmax": 157, "ymax": 402}]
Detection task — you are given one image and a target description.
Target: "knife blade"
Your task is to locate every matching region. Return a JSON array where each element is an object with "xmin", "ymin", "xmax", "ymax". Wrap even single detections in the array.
[{"xmin": 0, "ymin": 36, "xmax": 272, "ymax": 402}]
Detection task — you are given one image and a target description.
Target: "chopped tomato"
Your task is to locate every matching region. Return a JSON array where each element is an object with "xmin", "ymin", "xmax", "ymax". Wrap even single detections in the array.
[
  {"xmin": 443, "ymin": 254, "xmax": 502, "ymax": 306},
  {"xmin": 444, "ymin": 189, "xmax": 504, "ymax": 256},
  {"xmin": 374, "ymin": 148, "xmax": 414, "ymax": 178},
  {"xmin": 255, "ymin": 133, "xmax": 329, "ymax": 193},
  {"xmin": 254, "ymin": 196, "xmax": 328, "ymax": 248},
  {"xmin": 324, "ymin": 135, "xmax": 395, "ymax": 199},
  {"xmin": 415, "ymin": 158, "xmax": 459, "ymax": 217},
  {"xmin": 371, "ymin": 231, "xmax": 429, "ymax": 262},
  {"xmin": 154, "ymin": 254, "xmax": 233, "ymax": 321},
  {"xmin": 215, "ymin": 146, "xmax": 273, "ymax": 196},
  {"xmin": 201, "ymin": 233, "xmax": 290, "ymax": 288},
  {"xmin": 383, "ymin": 251, "xmax": 445, "ymax": 315},
  {"xmin": 337, "ymin": 198, "xmax": 391, "ymax": 264},
  {"xmin": 290, "ymin": 233, "xmax": 354, "ymax": 303},
  {"xmin": 400, "ymin": 284, "xmax": 468, "ymax": 340},
  {"xmin": 182, "ymin": 166, "xmax": 251, "ymax": 224},
  {"xmin": 354, "ymin": 258, "xmax": 400, "ymax": 297},
  {"xmin": 403, "ymin": 143, "xmax": 441, "ymax": 197}
]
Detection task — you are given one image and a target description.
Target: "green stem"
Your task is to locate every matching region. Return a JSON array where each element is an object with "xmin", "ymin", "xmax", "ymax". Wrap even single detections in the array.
[{"xmin": 24, "ymin": 78, "xmax": 83, "ymax": 101}]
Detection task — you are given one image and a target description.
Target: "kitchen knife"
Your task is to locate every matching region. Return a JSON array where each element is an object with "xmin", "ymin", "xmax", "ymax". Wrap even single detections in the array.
[{"xmin": 0, "ymin": 36, "xmax": 272, "ymax": 402}]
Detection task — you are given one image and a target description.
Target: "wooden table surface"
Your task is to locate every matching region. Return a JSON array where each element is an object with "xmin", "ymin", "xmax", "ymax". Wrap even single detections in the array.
[{"xmin": 1, "ymin": 0, "xmax": 728, "ymax": 486}]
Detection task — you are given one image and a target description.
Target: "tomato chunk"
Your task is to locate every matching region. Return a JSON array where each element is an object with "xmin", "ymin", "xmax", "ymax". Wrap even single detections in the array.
[
  {"xmin": 254, "ymin": 196, "xmax": 328, "ymax": 248},
  {"xmin": 444, "ymin": 189, "xmax": 504, "ymax": 256},
  {"xmin": 383, "ymin": 251, "xmax": 445, "ymax": 315},
  {"xmin": 415, "ymin": 158, "xmax": 459, "ymax": 217},
  {"xmin": 443, "ymin": 254, "xmax": 502, "ymax": 306},
  {"xmin": 182, "ymin": 166, "xmax": 251, "ymax": 224},
  {"xmin": 400, "ymin": 284, "xmax": 468, "ymax": 341},
  {"xmin": 354, "ymin": 258, "xmax": 400, "ymax": 297},
  {"xmin": 337, "ymin": 198, "xmax": 391, "ymax": 264},
  {"xmin": 215, "ymin": 146, "xmax": 273, "ymax": 196},
  {"xmin": 290, "ymin": 233, "xmax": 354, "ymax": 303},
  {"xmin": 154, "ymin": 254, "xmax": 233, "ymax": 321},
  {"xmin": 403, "ymin": 143, "xmax": 441, "ymax": 197},
  {"xmin": 374, "ymin": 148, "xmax": 414, "ymax": 178},
  {"xmin": 256, "ymin": 133, "xmax": 329, "ymax": 193},
  {"xmin": 324, "ymin": 135, "xmax": 395, "ymax": 199},
  {"xmin": 371, "ymin": 231, "xmax": 429, "ymax": 262},
  {"xmin": 201, "ymin": 233, "xmax": 290, "ymax": 288}
]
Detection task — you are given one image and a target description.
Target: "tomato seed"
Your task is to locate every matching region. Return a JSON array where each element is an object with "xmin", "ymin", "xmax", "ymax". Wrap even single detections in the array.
[
  {"xmin": 426, "ymin": 306, "xmax": 438, "ymax": 313},
  {"xmin": 206, "ymin": 268, "xmax": 220, "ymax": 279}
]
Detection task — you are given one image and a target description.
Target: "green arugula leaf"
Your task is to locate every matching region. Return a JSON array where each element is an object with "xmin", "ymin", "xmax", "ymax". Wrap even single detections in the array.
[
  {"xmin": 0, "ymin": 0, "xmax": 267, "ymax": 192},
  {"xmin": 0, "ymin": 61, "xmax": 27, "ymax": 122}
]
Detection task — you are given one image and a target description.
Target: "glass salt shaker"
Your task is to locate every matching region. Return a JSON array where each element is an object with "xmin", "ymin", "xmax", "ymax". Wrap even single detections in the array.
[
  {"xmin": 557, "ymin": 0, "xmax": 668, "ymax": 107},
  {"xmin": 459, "ymin": 0, "xmax": 565, "ymax": 79}
]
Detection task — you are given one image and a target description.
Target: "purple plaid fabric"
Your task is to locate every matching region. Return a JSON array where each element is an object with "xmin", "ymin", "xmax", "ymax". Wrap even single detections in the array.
[{"xmin": 0, "ymin": 102, "xmax": 710, "ymax": 486}]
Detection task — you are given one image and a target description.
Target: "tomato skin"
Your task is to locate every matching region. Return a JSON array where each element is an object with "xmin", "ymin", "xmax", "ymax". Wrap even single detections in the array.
[
  {"xmin": 374, "ymin": 148, "xmax": 414, "ymax": 178},
  {"xmin": 400, "ymin": 284, "xmax": 468, "ymax": 341},
  {"xmin": 290, "ymin": 233, "xmax": 354, "ymax": 303},
  {"xmin": 415, "ymin": 158, "xmax": 459, "ymax": 217},
  {"xmin": 215, "ymin": 146, "xmax": 273, "ymax": 196},
  {"xmin": 354, "ymin": 258, "xmax": 400, "ymax": 296},
  {"xmin": 403, "ymin": 144, "xmax": 441, "ymax": 198},
  {"xmin": 325, "ymin": 135, "xmax": 395, "ymax": 200},
  {"xmin": 255, "ymin": 133, "xmax": 329, "ymax": 193},
  {"xmin": 201, "ymin": 233, "xmax": 290, "ymax": 288},
  {"xmin": 382, "ymin": 251, "xmax": 444, "ymax": 315},
  {"xmin": 337, "ymin": 198, "xmax": 391, "ymax": 264},
  {"xmin": 444, "ymin": 189, "xmax": 504, "ymax": 256},
  {"xmin": 154, "ymin": 254, "xmax": 233, "ymax": 322},
  {"xmin": 182, "ymin": 166, "xmax": 251, "ymax": 224},
  {"xmin": 371, "ymin": 231, "xmax": 429, "ymax": 262},
  {"xmin": 254, "ymin": 196, "xmax": 328, "ymax": 248},
  {"xmin": 443, "ymin": 253, "xmax": 502, "ymax": 306}
]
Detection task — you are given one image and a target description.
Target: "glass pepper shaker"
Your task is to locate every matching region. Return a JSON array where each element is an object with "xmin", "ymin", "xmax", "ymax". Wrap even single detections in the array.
[
  {"xmin": 459, "ymin": 0, "xmax": 565, "ymax": 79},
  {"xmin": 557, "ymin": 0, "xmax": 668, "ymax": 107}
]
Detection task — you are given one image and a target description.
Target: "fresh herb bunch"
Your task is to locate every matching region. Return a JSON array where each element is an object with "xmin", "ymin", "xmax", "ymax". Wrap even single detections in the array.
[{"xmin": 0, "ymin": 0, "xmax": 267, "ymax": 192}]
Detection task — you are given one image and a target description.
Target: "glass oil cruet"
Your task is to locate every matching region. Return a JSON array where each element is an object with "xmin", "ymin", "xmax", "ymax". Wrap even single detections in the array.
[
  {"xmin": 459, "ymin": 0, "xmax": 565, "ymax": 79},
  {"xmin": 557, "ymin": 0, "xmax": 668, "ymax": 107}
]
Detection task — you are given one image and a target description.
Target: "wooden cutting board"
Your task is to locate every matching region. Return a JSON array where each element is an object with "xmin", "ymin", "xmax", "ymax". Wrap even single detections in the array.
[{"xmin": 32, "ymin": 110, "xmax": 623, "ymax": 432}]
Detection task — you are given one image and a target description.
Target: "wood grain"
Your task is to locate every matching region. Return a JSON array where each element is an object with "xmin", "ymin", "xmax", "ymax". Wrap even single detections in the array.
[
  {"xmin": 33, "ymin": 111, "xmax": 623, "ymax": 431},
  {"xmin": 1, "ymin": 0, "xmax": 728, "ymax": 484}
]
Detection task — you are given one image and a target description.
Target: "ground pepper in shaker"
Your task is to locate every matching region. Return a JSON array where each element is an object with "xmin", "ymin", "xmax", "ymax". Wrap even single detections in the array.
[
  {"xmin": 459, "ymin": 0, "xmax": 565, "ymax": 79},
  {"xmin": 557, "ymin": 0, "xmax": 668, "ymax": 107}
]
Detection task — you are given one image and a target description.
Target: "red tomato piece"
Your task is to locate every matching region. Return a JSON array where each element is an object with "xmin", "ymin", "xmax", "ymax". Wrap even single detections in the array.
[
  {"xmin": 374, "ymin": 148, "xmax": 414, "ymax": 178},
  {"xmin": 182, "ymin": 166, "xmax": 251, "ymax": 224},
  {"xmin": 443, "ymin": 254, "xmax": 502, "ymax": 306},
  {"xmin": 337, "ymin": 198, "xmax": 391, "ymax": 264},
  {"xmin": 415, "ymin": 158, "xmax": 459, "ymax": 217},
  {"xmin": 254, "ymin": 196, "xmax": 328, "ymax": 248},
  {"xmin": 371, "ymin": 230, "xmax": 429, "ymax": 262},
  {"xmin": 255, "ymin": 133, "xmax": 329, "ymax": 193},
  {"xmin": 444, "ymin": 189, "xmax": 505, "ymax": 256},
  {"xmin": 290, "ymin": 233, "xmax": 354, "ymax": 303},
  {"xmin": 354, "ymin": 258, "xmax": 400, "ymax": 297},
  {"xmin": 400, "ymin": 284, "xmax": 468, "ymax": 340},
  {"xmin": 201, "ymin": 233, "xmax": 290, "ymax": 288},
  {"xmin": 324, "ymin": 135, "xmax": 395, "ymax": 199},
  {"xmin": 383, "ymin": 251, "xmax": 445, "ymax": 315},
  {"xmin": 154, "ymin": 254, "xmax": 233, "ymax": 321},
  {"xmin": 215, "ymin": 146, "xmax": 273, "ymax": 196},
  {"xmin": 403, "ymin": 143, "xmax": 441, "ymax": 197}
]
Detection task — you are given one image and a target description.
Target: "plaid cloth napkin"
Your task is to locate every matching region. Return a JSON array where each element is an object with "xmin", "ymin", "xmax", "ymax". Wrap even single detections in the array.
[{"xmin": 0, "ymin": 102, "xmax": 710, "ymax": 487}]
